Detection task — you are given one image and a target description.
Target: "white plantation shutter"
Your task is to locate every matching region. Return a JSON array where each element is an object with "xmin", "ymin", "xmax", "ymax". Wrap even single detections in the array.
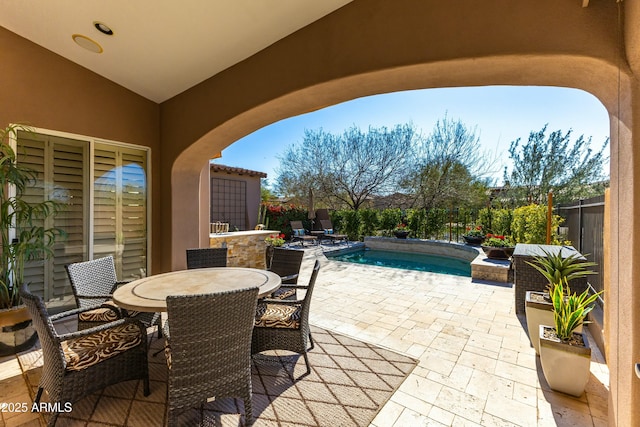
[
  {"xmin": 17, "ymin": 133, "xmax": 88, "ymax": 301},
  {"xmin": 94, "ymin": 143, "xmax": 147, "ymax": 280}
]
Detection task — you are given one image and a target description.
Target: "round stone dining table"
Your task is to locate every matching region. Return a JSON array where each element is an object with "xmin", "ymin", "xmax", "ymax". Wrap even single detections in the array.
[{"xmin": 112, "ymin": 267, "xmax": 281, "ymax": 312}]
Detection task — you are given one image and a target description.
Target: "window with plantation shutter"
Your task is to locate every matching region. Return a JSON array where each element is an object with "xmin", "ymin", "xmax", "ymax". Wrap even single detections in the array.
[
  {"xmin": 16, "ymin": 129, "xmax": 149, "ymax": 306},
  {"xmin": 94, "ymin": 143, "xmax": 148, "ymax": 280},
  {"xmin": 17, "ymin": 133, "xmax": 88, "ymax": 302}
]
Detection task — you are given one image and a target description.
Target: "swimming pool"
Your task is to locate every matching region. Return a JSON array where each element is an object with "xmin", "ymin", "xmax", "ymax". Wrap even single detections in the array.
[{"xmin": 327, "ymin": 248, "xmax": 471, "ymax": 277}]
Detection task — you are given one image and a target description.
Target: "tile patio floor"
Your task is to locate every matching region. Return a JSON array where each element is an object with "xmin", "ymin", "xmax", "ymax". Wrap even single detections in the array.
[{"xmin": 0, "ymin": 243, "xmax": 609, "ymax": 426}]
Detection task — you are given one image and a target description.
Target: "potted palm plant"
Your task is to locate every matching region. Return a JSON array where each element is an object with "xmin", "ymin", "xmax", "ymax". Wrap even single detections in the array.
[
  {"xmin": 0, "ymin": 124, "xmax": 65, "ymax": 355},
  {"xmin": 539, "ymin": 279, "xmax": 602, "ymax": 396},
  {"xmin": 524, "ymin": 248, "xmax": 596, "ymax": 354}
]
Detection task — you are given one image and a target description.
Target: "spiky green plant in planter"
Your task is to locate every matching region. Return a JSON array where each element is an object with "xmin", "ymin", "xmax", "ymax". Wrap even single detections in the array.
[
  {"xmin": 550, "ymin": 279, "xmax": 602, "ymax": 341},
  {"xmin": 0, "ymin": 124, "xmax": 65, "ymax": 310},
  {"xmin": 526, "ymin": 248, "xmax": 597, "ymax": 294}
]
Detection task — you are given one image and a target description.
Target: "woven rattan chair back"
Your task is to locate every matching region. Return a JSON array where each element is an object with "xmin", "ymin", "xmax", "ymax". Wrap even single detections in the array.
[
  {"xmin": 165, "ymin": 286, "xmax": 259, "ymax": 426},
  {"xmin": 269, "ymin": 247, "xmax": 304, "ymax": 285},
  {"xmin": 66, "ymin": 256, "xmax": 118, "ymax": 309},
  {"xmin": 185, "ymin": 247, "xmax": 228, "ymax": 269},
  {"xmin": 252, "ymin": 259, "xmax": 321, "ymax": 377},
  {"xmin": 19, "ymin": 282, "xmax": 149, "ymax": 427},
  {"xmin": 66, "ymin": 256, "xmax": 161, "ymax": 334}
]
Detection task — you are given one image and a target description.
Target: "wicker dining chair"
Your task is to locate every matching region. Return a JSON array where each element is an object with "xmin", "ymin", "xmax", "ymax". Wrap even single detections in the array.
[
  {"xmin": 252, "ymin": 259, "xmax": 321, "ymax": 377},
  {"xmin": 164, "ymin": 287, "xmax": 259, "ymax": 426},
  {"xmin": 19, "ymin": 282, "xmax": 149, "ymax": 427},
  {"xmin": 185, "ymin": 247, "xmax": 228, "ymax": 269},
  {"xmin": 267, "ymin": 247, "xmax": 304, "ymax": 300},
  {"xmin": 65, "ymin": 256, "xmax": 161, "ymax": 335}
]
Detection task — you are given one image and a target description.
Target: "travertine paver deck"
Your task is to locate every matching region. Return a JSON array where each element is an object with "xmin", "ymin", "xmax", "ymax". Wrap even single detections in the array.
[
  {"xmin": 0, "ymin": 242, "xmax": 608, "ymax": 426},
  {"xmin": 301, "ymin": 244, "xmax": 609, "ymax": 427}
]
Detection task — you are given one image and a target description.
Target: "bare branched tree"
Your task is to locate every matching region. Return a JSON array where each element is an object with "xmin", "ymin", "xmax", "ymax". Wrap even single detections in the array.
[
  {"xmin": 275, "ymin": 124, "xmax": 418, "ymax": 210},
  {"xmin": 402, "ymin": 115, "xmax": 494, "ymax": 210}
]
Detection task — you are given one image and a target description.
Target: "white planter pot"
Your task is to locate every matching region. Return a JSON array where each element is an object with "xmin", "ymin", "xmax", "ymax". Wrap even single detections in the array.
[
  {"xmin": 525, "ymin": 291, "xmax": 553, "ymax": 354},
  {"xmin": 525, "ymin": 291, "xmax": 582, "ymax": 355},
  {"xmin": 539, "ymin": 325, "xmax": 591, "ymax": 397}
]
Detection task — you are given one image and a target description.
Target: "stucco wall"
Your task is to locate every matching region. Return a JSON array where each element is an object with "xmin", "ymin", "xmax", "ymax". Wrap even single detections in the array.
[{"xmin": 0, "ymin": 26, "xmax": 163, "ymax": 273}]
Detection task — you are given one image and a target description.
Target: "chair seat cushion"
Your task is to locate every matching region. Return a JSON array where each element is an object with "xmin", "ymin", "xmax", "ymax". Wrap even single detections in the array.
[
  {"xmin": 255, "ymin": 303, "xmax": 301, "ymax": 328},
  {"xmin": 77, "ymin": 301, "xmax": 120, "ymax": 322},
  {"xmin": 271, "ymin": 288, "xmax": 296, "ymax": 300},
  {"xmin": 62, "ymin": 323, "xmax": 142, "ymax": 371}
]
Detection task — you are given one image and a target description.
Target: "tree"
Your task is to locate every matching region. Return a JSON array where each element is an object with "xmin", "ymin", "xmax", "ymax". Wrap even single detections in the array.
[
  {"xmin": 260, "ymin": 178, "xmax": 275, "ymax": 202},
  {"xmin": 275, "ymin": 124, "xmax": 418, "ymax": 210},
  {"xmin": 401, "ymin": 115, "xmax": 493, "ymax": 210},
  {"xmin": 503, "ymin": 125, "xmax": 609, "ymax": 205}
]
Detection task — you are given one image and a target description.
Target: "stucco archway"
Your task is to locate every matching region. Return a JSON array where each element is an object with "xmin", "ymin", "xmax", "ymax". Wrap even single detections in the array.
[{"xmin": 164, "ymin": 1, "xmax": 638, "ymax": 425}]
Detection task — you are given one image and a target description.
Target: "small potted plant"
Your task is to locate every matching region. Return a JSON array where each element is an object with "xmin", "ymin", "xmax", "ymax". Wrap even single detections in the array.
[
  {"xmin": 481, "ymin": 234, "xmax": 514, "ymax": 259},
  {"xmin": 539, "ymin": 279, "xmax": 602, "ymax": 397},
  {"xmin": 393, "ymin": 223, "xmax": 410, "ymax": 239},
  {"xmin": 524, "ymin": 248, "xmax": 597, "ymax": 354},
  {"xmin": 462, "ymin": 225, "xmax": 485, "ymax": 245}
]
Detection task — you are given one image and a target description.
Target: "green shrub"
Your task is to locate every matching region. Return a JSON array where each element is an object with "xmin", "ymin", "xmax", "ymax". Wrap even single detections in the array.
[
  {"xmin": 407, "ymin": 209, "xmax": 426, "ymax": 238},
  {"xmin": 358, "ymin": 209, "xmax": 379, "ymax": 238},
  {"xmin": 340, "ymin": 210, "xmax": 361, "ymax": 241},
  {"xmin": 379, "ymin": 208, "xmax": 402, "ymax": 234},
  {"xmin": 511, "ymin": 204, "xmax": 563, "ymax": 244}
]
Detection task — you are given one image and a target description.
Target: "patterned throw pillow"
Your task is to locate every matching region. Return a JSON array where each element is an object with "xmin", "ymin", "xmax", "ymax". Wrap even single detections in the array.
[
  {"xmin": 323, "ymin": 228, "xmax": 334, "ymax": 234},
  {"xmin": 293, "ymin": 228, "xmax": 305, "ymax": 236}
]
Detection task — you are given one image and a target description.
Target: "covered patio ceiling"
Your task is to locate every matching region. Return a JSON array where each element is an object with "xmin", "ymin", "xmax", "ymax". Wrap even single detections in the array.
[{"xmin": 0, "ymin": 0, "xmax": 352, "ymax": 103}]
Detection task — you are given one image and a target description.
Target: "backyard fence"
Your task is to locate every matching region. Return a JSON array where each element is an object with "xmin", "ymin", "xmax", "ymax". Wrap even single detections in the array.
[{"xmin": 556, "ymin": 195, "xmax": 605, "ymax": 298}]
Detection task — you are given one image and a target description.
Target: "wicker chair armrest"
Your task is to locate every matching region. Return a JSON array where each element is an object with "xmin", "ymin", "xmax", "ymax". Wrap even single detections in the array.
[
  {"xmin": 56, "ymin": 317, "xmax": 145, "ymax": 342},
  {"xmin": 111, "ymin": 280, "xmax": 131, "ymax": 292},
  {"xmin": 49, "ymin": 305, "xmax": 114, "ymax": 322},
  {"xmin": 75, "ymin": 294, "xmax": 113, "ymax": 300},
  {"xmin": 258, "ymin": 298, "xmax": 304, "ymax": 306},
  {"xmin": 277, "ymin": 283, "xmax": 309, "ymax": 290},
  {"xmin": 280, "ymin": 273, "xmax": 299, "ymax": 284}
]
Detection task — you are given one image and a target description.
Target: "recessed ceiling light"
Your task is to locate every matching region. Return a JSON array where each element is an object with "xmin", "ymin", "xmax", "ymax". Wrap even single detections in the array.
[
  {"xmin": 72, "ymin": 34, "xmax": 103, "ymax": 53},
  {"xmin": 94, "ymin": 21, "xmax": 114, "ymax": 36}
]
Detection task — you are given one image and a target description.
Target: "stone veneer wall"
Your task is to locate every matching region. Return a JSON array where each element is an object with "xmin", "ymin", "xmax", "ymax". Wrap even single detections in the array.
[{"xmin": 209, "ymin": 230, "xmax": 278, "ymax": 269}]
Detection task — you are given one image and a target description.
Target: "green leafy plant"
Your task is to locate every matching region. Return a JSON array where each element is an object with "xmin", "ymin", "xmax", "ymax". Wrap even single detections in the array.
[
  {"xmin": 465, "ymin": 225, "xmax": 484, "ymax": 238},
  {"xmin": 0, "ymin": 124, "xmax": 66, "ymax": 309},
  {"xmin": 526, "ymin": 248, "xmax": 597, "ymax": 293},
  {"xmin": 551, "ymin": 279, "xmax": 602, "ymax": 341},
  {"xmin": 483, "ymin": 234, "xmax": 513, "ymax": 247},
  {"xmin": 264, "ymin": 233, "xmax": 285, "ymax": 247}
]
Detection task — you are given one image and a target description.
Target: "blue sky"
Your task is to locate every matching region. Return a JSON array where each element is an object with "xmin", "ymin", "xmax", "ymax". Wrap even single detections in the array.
[{"xmin": 213, "ymin": 85, "xmax": 610, "ymax": 187}]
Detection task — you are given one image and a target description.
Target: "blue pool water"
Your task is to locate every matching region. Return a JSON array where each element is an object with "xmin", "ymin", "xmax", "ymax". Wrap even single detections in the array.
[{"xmin": 327, "ymin": 249, "xmax": 471, "ymax": 277}]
